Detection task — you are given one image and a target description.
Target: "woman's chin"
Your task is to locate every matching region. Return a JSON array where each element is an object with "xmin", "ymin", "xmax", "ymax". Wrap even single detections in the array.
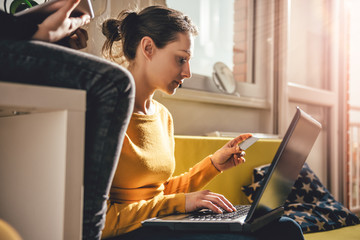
[
  {"xmin": 164, "ymin": 86, "xmax": 179, "ymax": 95},
  {"xmin": 171, "ymin": 88, "xmax": 178, "ymax": 95}
]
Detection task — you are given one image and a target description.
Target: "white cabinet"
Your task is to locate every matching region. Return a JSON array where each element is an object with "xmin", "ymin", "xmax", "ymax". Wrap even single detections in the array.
[{"xmin": 0, "ymin": 82, "xmax": 86, "ymax": 240}]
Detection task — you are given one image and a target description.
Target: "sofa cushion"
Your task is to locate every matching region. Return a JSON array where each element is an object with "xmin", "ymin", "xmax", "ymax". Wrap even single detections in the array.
[{"xmin": 242, "ymin": 163, "xmax": 360, "ymax": 233}]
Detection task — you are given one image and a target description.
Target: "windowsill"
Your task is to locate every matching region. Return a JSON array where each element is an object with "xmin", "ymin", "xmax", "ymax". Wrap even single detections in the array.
[{"xmin": 157, "ymin": 88, "xmax": 270, "ymax": 109}]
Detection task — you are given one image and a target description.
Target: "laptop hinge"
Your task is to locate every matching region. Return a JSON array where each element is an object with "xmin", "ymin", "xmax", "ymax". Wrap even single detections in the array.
[{"xmin": 246, "ymin": 207, "xmax": 284, "ymax": 232}]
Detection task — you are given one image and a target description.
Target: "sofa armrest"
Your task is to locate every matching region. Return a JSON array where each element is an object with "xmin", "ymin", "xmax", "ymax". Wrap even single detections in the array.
[{"xmin": 174, "ymin": 135, "xmax": 281, "ymax": 205}]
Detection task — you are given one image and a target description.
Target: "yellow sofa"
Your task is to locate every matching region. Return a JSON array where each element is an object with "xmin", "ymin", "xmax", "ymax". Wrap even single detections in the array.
[{"xmin": 173, "ymin": 135, "xmax": 360, "ymax": 240}]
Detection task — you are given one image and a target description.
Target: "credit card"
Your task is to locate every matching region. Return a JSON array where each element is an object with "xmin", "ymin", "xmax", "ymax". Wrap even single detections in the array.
[{"xmin": 238, "ymin": 136, "xmax": 259, "ymax": 150}]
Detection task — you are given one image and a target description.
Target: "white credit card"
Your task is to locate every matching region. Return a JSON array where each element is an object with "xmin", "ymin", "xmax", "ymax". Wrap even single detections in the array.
[{"xmin": 238, "ymin": 136, "xmax": 259, "ymax": 150}]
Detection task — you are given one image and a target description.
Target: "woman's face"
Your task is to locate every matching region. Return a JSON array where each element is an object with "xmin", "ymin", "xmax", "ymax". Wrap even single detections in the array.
[{"xmin": 147, "ymin": 32, "xmax": 194, "ymax": 95}]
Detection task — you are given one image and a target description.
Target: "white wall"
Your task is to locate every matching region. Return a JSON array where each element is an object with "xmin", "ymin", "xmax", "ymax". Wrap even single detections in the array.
[{"xmin": 154, "ymin": 91, "xmax": 271, "ymax": 136}]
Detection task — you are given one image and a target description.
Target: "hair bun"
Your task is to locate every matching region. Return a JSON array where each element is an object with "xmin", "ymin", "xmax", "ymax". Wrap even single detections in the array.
[{"xmin": 102, "ymin": 19, "xmax": 121, "ymax": 41}]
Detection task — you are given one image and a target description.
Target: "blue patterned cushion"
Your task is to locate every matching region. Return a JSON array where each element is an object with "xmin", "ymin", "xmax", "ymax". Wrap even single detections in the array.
[{"xmin": 241, "ymin": 163, "xmax": 360, "ymax": 233}]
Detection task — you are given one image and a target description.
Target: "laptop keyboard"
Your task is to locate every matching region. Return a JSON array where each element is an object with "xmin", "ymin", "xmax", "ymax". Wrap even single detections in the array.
[{"xmin": 185, "ymin": 205, "xmax": 250, "ymax": 221}]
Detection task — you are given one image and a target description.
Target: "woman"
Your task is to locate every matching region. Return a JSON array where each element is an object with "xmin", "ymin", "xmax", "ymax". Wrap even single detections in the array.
[
  {"xmin": 101, "ymin": 5, "xmax": 303, "ymax": 240},
  {"xmin": 0, "ymin": 1, "xmax": 134, "ymax": 239}
]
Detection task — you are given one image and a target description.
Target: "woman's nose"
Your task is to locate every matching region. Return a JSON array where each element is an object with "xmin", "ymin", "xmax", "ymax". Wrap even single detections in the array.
[{"xmin": 181, "ymin": 62, "xmax": 192, "ymax": 79}]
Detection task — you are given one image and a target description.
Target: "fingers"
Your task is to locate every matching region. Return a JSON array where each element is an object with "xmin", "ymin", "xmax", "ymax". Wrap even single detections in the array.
[
  {"xmin": 61, "ymin": 0, "xmax": 81, "ymax": 17},
  {"xmin": 232, "ymin": 152, "xmax": 246, "ymax": 166},
  {"xmin": 204, "ymin": 193, "xmax": 234, "ymax": 213},
  {"xmin": 68, "ymin": 28, "xmax": 88, "ymax": 49},
  {"xmin": 61, "ymin": 0, "xmax": 91, "ymax": 25},
  {"xmin": 53, "ymin": 0, "xmax": 81, "ymax": 25},
  {"xmin": 232, "ymin": 133, "xmax": 252, "ymax": 147},
  {"xmin": 59, "ymin": 0, "xmax": 90, "ymax": 31},
  {"xmin": 68, "ymin": 15, "xmax": 91, "ymax": 33},
  {"xmin": 211, "ymin": 134, "xmax": 252, "ymax": 172},
  {"xmin": 226, "ymin": 133, "xmax": 252, "ymax": 155},
  {"xmin": 77, "ymin": 28, "xmax": 89, "ymax": 48},
  {"xmin": 208, "ymin": 192, "xmax": 236, "ymax": 212},
  {"xmin": 185, "ymin": 190, "xmax": 236, "ymax": 214}
]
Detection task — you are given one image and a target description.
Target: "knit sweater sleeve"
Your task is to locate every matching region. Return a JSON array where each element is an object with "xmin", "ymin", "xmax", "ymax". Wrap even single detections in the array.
[
  {"xmin": 102, "ymin": 156, "xmax": 221, "ymax": 238},
  {"xmin": 163, "ymin": 155, "xmax": 221, "ymax": 194},
  {"xmin": 102, "ymin": 193, "xmax": 186, "ymax": 238},
  {"xmin": 0, "ymin": 11, "xmax": 38, "ymax": 40}
]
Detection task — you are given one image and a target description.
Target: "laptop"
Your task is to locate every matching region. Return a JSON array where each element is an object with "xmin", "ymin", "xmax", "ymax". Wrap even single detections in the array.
[{"xmin": 142, "ymin": 107, "xmax": 322, "ymax": 232}]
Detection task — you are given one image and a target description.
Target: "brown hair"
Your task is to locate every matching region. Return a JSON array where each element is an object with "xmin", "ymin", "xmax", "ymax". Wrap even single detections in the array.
[{"xmin": 102, "ymin": 5, "xmax": 198, "ymax": 67}]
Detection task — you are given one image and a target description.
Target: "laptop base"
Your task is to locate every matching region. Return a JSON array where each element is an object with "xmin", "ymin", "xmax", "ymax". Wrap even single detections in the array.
[{"xmin": 142, "ymin": 207, "xmax": 284, "ymax": 233}]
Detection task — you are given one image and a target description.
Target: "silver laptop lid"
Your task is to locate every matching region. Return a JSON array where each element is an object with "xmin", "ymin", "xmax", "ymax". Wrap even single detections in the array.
[{"xmin": 245, "ymin": 107, "xmax": 322, "ymax": 222}]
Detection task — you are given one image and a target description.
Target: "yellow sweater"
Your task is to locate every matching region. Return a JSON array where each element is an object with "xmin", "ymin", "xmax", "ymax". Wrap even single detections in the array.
[{"xmin": 102, "ymin": 100, "xmax": 220, "ymax": 238}]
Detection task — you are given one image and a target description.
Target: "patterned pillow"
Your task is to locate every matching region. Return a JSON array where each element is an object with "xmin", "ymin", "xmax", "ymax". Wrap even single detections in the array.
[{"xmin": 241, "ymin": 163, "xmax": 360, "ymax": 233}]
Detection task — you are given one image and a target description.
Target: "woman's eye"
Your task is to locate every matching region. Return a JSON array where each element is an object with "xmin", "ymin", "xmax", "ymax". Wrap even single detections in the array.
[{"xmin": 178, "ymin": 57, "xmax": 187, "ymax": 64}]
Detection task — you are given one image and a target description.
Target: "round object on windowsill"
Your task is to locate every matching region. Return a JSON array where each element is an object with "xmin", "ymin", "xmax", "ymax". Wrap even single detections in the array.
[{"xmin": 212, "ymin": 62, "xmax": 236, "ymax": 95}]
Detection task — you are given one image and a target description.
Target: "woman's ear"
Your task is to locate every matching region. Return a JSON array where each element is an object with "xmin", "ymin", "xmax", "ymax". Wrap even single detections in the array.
[{"xmin": 140, "ymin": 36, "xmax": 155, "ymax": 61}]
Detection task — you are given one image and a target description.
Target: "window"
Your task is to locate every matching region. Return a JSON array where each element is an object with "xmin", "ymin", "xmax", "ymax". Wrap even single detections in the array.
[
  {"xmin": 281, "ymin": 0, "xmax": 344, "ymax": 200},
  {"xmin": 167, "ymin": 0, "xmax": 271, "ymax": 100},
  {"xmin": 168, "ymin": 0, "xmax": 234, "ymax": 76}
]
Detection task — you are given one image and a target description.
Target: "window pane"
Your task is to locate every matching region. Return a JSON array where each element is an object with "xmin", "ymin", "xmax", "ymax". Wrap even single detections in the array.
[
  {"xmin": 287, "ymin": 0, "xmax": 331, "ymax": 89},
  {"xmin": 167, "ymin": 0, "xmax": 234, "ymax": 77}
]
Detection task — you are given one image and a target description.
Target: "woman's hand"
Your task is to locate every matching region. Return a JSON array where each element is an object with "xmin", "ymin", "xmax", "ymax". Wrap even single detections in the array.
[
  {"xmin": 68, "ymin": 28, "xmax": 89, "ymax": 49},
  {"xmin": 57, "ymin": 27, "xmax": 89, "ymax": 49},
  {"xmin": 32, "ymin": 0, "xmax": 90, "ymax": 44},
  {"xmin": 211, "ymin": 133, "xmax": 252, "ymax": 172},
  {"xmin": 185, "ymin": 190, "xmax": 236, "ymax": 214}
]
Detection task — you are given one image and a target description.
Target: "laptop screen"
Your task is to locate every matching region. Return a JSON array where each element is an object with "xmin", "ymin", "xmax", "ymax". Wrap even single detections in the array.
[{"xmin": 246, "ymin": 107, "xmax": 322, "ymax": 222}]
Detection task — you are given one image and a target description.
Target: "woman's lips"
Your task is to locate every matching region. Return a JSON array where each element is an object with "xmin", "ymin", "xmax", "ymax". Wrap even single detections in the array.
[{"xmin": 174, "ymin": 80, "xmax": 184, "ymax": 85}]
